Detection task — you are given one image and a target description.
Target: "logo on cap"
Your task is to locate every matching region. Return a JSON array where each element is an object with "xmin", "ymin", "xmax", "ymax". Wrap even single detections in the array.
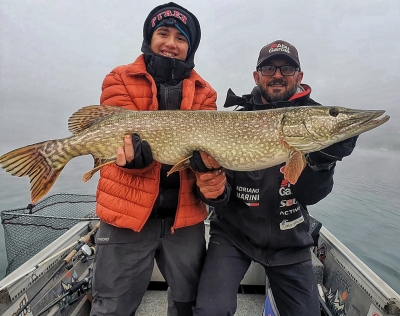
[
  {"xmin": 151, "ymin": 10, "xmax": 187, "ymax": 27},
  {"xmin": 269, "ymin": 43, "xmax": 290, "ymax": 54}
]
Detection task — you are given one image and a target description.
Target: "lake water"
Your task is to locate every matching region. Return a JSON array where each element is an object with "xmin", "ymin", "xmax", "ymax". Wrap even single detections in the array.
[{"xmin": 0, "ymin": 146, "xmax": 399, "ymax": 294}]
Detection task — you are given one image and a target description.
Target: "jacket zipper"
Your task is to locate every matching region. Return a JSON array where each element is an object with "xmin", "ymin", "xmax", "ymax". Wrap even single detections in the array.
[
  {"xmin": 160, "ymin": 218, "xmax": 165, "ymax": 238},
  {"xmin": 265, "ymin": 169, "xmax": 282, "ymax": 266},
  {"xmin": 170, "ymin": 168, "xmax": 182, "ymax": 235}
]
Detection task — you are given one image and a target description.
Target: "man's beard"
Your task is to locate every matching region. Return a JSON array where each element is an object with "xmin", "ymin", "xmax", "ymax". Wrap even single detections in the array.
[{"xmin": 258, "ymin": 79, "xmax": 298, "ymax": 103}]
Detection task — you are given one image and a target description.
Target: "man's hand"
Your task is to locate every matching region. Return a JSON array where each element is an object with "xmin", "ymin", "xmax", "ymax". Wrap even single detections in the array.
[
  {"xmin": 195, "ymin": 169, "xmax": 227, "ymax": 200},
  {"xmin": 191, "ymin": 151, "xmax": 226, "ymax": 199},
  {"xmin": 190, "ymin": 150, "xmax": 222, "ymax": 172},
  {"xmin": 116, "ymin": 134, "xmax": 153, "ymax": 169},
  {"xmin": 308, "ymin": 136, "xmax": 358, "ymax": 165}
]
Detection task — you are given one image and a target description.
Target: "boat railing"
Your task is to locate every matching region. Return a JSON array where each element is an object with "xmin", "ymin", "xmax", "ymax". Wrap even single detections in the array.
[{"xmin": 1, "ymin": 193, "xmax": 99, "ymax": 276}]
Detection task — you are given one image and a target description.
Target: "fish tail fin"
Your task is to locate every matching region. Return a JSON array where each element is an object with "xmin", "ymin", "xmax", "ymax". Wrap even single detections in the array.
[{"xmin": 0, "ymin": 140, "xmax": 72, "ymax": 204}]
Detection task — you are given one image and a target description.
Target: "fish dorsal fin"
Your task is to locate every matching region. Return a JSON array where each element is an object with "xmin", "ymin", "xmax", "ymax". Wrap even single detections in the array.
[{"xmin": 68, "ymin": 105, "xmax": 129, "ymax": 134}]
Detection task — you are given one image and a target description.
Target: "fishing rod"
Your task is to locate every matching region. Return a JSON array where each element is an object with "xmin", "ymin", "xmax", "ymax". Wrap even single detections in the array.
[
  {"xmin": 36, "ymin": 269, "xmax": 93, "ymax": 316},
  {"xmin": 0, "ymin": 221, "xmax": 99, "ymax": 291},
  {"xmin": 1, "ymin": 242, "xmax": 82, "ymax": 292},
  {"xmin": 14, "ymin": 221, "xmax": 100, "ymax": 316}
]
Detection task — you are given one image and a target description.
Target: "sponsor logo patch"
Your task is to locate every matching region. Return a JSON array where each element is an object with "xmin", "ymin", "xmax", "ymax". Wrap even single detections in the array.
[
  {"xmin": 236, "ymin": 186, "xmax": 259, "ymax": 207},
  {"xmin": 279, "ymin": 215, "xmax": 304, "ymax": 230}
]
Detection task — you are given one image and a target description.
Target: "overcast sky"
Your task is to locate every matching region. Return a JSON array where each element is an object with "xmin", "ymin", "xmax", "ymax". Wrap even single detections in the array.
[{"xmin": 1, "ymin": 0, "xmax": 399, "ymax": 151}]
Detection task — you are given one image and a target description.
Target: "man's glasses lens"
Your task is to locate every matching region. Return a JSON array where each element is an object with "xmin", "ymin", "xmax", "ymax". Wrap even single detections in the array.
[{"xmin": 259, "ymin": 65, "xmax": 298, "ymax": 76}]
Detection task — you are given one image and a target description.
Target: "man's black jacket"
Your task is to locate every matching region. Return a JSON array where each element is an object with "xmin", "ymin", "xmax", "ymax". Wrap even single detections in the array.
[{"xmin": 202, "ymin": 85, "xmax": 336, "ymax": 266}]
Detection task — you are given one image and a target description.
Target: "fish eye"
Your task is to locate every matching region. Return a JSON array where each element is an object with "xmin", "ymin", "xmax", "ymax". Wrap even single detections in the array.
[{"xmin": 329, "ymin": 107, "xmax": 339, "ymax": 117}]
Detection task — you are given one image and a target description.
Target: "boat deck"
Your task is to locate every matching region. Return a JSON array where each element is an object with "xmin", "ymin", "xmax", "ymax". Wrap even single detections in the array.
[
  {"xmin": 136, "ymin": 291, "xmax": 265, "ymax": 316},
  {"xmin": 2, "ymin": 209, "xmax": 399, "ymax": 316}
]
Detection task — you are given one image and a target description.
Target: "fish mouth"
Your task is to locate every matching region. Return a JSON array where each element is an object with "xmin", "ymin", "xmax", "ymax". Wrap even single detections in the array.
[
  {"xmin": 312, "ymin": 108, "xmax": 390, "ymax": 146},
  {"xmin": 281, "ymin": 107, "xmax": 390, "ymax": 152},
  {"xmin": 346, "ymin": 110, "xmax": 390, "ymax": 134}
]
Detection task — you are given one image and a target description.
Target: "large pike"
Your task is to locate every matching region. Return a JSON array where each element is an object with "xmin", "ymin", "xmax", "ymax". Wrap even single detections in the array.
[{"xmin": 0, "ymin": 105, "xmax": 389, "ymax": 203}]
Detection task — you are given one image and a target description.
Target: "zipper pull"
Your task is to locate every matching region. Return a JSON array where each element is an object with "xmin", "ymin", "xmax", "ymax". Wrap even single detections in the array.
[{"xmin": 170, "ymin": 58, "xmax": 176, "ymax": 80}]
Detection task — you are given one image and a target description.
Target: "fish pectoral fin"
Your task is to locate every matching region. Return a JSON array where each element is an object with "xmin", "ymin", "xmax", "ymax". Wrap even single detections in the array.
[
  {"xmin": 82, "ymin": 157, "xmax": 116, "ymax": 182},
  {"xmin": 167, "ymin": 155, "xmax": 192, "ymax": 176},
  {"xmin": 283, "ymin": 150, "xmax": 306, "ymax": 184}
]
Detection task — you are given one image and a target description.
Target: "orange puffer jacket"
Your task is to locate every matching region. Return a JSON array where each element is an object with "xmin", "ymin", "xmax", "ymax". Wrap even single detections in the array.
[{"xmin": 96, "ymin": 54, "xmax": 217, "ymax": 232}]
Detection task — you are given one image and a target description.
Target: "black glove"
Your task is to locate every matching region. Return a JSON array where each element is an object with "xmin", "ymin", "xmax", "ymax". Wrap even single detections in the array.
[
  {"xmin": 189, "ymin": 150, "xmax": 221, "ymax": 173},
  {"xmin": 307, "ymin": 136, "xmax": 358, "ymax": 170},
  {"xmin": 123, "ymin": 133, "xmax": 153, "ymax": 169}
]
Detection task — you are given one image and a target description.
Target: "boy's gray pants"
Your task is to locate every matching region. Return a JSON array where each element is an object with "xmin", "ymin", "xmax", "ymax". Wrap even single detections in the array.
[{"xmin": 90, "ymin": 218, "xmax": 206, "ymax": 316}]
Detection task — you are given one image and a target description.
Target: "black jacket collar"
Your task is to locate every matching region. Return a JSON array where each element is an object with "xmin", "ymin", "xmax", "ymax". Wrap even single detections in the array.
[{"xmin": 223, "ymin": 85, "xmax": 316, "ymax": 111}]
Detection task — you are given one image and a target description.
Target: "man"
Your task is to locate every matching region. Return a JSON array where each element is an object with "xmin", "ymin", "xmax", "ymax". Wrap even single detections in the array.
[
  {"xmin": 192, "ymin": 40, "xmax": 358, "ymax": 315},
  {"xmin": 90, "ymin": 3, "xmax": 217, "ymax": 316}
]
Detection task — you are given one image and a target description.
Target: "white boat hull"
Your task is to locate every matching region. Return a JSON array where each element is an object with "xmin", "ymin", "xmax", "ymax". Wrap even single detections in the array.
[
  {"xmin": 1, "ymin": 213, "xmax": 399, "ymax": 316},
  {"xmin": 317, "ymin": 226, "xmax": 400, "ymax": 316}
]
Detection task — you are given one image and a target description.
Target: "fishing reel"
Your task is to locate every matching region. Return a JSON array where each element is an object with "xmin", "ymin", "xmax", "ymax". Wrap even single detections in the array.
[
  {"xmin": 36, "ymin": 269, "xmax": 93, "ymax": 316},
  {"xmin": 66, "ymin": 243, "xmax": 96, "ymax": 269},
  {"xmin": 65, "ymin": 236, "xmax": 96, "ymax": 269},
  {"xmin": 57, "ymin": 268, "xmax": 93, "ymax": 312}
]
